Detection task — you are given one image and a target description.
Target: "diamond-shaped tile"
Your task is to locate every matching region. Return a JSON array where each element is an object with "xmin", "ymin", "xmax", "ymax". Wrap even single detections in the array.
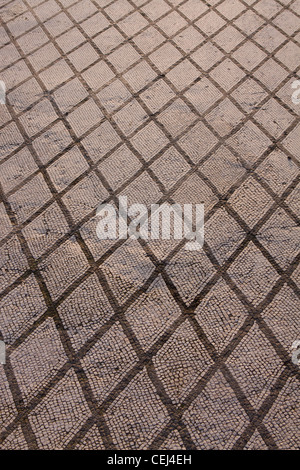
[
  {"xmin": 254, "ymin": 59, "xmax": 288, "ymax": 91},
  {"xmin": 157, "ymin": 99, "xmax": 197, "ymax": 137},
  {"xmin": 157, "ymin": 11, "xmax": 187, "ymax": 36},
  {"xmin": 113, "ymin": 99, "xmax": 148, "ymax": 136},
  {"xmin": 98, "ymin": 144, "xmax": 141, "ymax": 190},
  {"xmin": 17, "ymin": 26, "xmax": 48, "ymax": 54},
  {"xmin": 205, "ymin": 207, "xmax": 246, "ymax": 263},
  {"xmin": 254, "ymin": 24, "xmax": 286, "ymax": 53},
  {"xmin": 123, "ymin": 61, "xmax": 157, "ymax": 92},
  {"xmin": 185, "ymin": 77, "xmax": 223, "ymax": 114},
  {"xmin": 39, "ymin": 237, "xmax": 89, "ymax": 300},
  {"xmin": 108, "ymin": 43, "xmax": 140, "ymax": 73},
  {"xmin": 254, "ymin": 98, "xmax": 295, "ymax": 138},
  {"xmin": 82, "ymin": 321, "xmax": 138, "ymax": 403},
  {"xmin": 231, "ymin": 78, "xmax": 267, "ymax": 113},
  {"xmin": 226, "ymin": 323, "xmax": 284, "ymax": 407},
  {"xmin": 133, "ymin": 26, "xmax": 164, "ymax": 54},
  {"xmin": 68, "ymin": 43, "xmax": 98, "ymax": 72},
  {"xmin": 82, "ymin": 61, "xmax": 115, "ymax": 91},
  {"xmin": 264, "ymin": 377, "xmax": 300, "ymax": 449},
  {"xmin": 29, "ymin": 369, "xmax": 91, "ymax": 449},
  {"xmin": 140, "ymin": 79, "xmax": 175, "ymax": 113},
  {"xmin": 166, "ymin": 59, "xmax": 199, "ymax": 91},
  {"xmin": 82, "ymin": 121, "xmax": 121, "ymax": 162},
  {"xmin": 44, "ymin": 12, "xmax": 73, "ymax": 37},
  {"xmin": 150, "ymin": 146, "xmax": 190, "ymax": 191},
  {"xmin": 275, "ymin": 41, "xmax": 300, "ymax": 70},
  {"xmin": 183, "ymin": 370, "xmax": 249, "ymax": 449},
  {"xmin": 210, "ymin": 58, "xmax": 245, "ymax": 92},
  {"xmin": 256, "ymin": 149, "xmax": 298, "ymax": 196},
  {"xmin": 0, "ymin": 274, "xmax": 47, "ymax": 345},
  {"xmin": 10, "ymin": 318, "xmax": 67, "ymax": 404},
  {"xmin": 62, "ymin": 172, "xmax": 108, "ymax": 223},
  {"xmin": 206, "ymin": 97, "xmax": 244, "ymax": 137},
  {"xmin": 219, "ymin": 0, "xmax": 246, "ymax": 18},
  {"xmin": 105, "ymin": 368, "xmax": 169, "ymax": 449},
  {"xmin": 154, "ymin": 320, "xmax": 213, "ymax": 403},
  {"xmin": 179, "ymin": 0, "xmax": 208, "ymax": 20},
  {"xmin": 285, "ymin": 182, "xmax": 300, "ymax": 217},
  {"xmin": 8, "ymin": 173, "xmax": 52, "ymax": 223},
  {"xmin": 101, "ymin": 238, "xmax": 155, "ymax": 304},
  {"xmin": 126, "ymin": 275, "xmax": 182, "ymax": 350},
  {"xmin": 32, "ymin": 122, "xmax": 72, "ymax": 165},
  {"xmin": 53, "ymin": 78, "xmax": 88, "ymax": 114},
  {"xmin": 254, "ymin": 0, "xmax": 282, "ymax": 18},
  {"xmin": 226, "ymin": 121, "xmax": 271, "ymax": 167},
  {"xmin": 7, "ymin": 11, "xmax": 37, "ymax": 38},
  {"xmin": 97, "ymin": 79, "xmax": 131, "ymax": 113},
  {"xmin": 227, "ymin": 242, "xmax": 279, "ymax": 305},
  {"xmin": 195, "ymin": 278, "xmax": 248, "ymax": 352},
  {"xmin": 68, "ymin": 0, "xmax": 97, "ymax": 21},
  {"xmin": 191, "ymin": 42, "xmax": 224, "ymax": 70},
  {"xmin": 0, "ymin": 60, "xmax": 31, "ymax": 92},
  {"xmin": 7, "ymin": 77, "xmax": 43, "ymax": 113},
  {"xmin": 173, "ymin": 25, "xmax": 205, "ymax": 53},
  {"xmin": 178, "ymin": 121, "xmax": 218, "ymax": 163},
  {"xmin": 0, "ymin": 148, "xmax": 38, "ymax": 194},
  {"xmin": 229, "ymin": 176, "xmax": 273, "ymax": 227},
  {"xmin": 22, "ymin": 202, "xmax": 69, "ymax": 259},
  {"xmin": 234, "ymin": 10, "xmax": 264, "ymax": 35},
  {"xmin": 58, "ymin": 273, "xmax": 114, "ymax": 350},
  {"xmin": 118, "ymin": 11, "xmax": 148, "ymax": 36},
  {"xmin": 39, "ymin": 59, "xmax": 73, "ymax": 90},
  {"xmin": 105, "ymin": 0, "xmax": 134, "ymax": 21},
  {"xmin": 56, "ymin": 27, "xmax": 85, "ymax": 53},
  {"xmin": 262, "ymin": 284, "xmax": 300, "ymax": 351},
  {"xmin": 273, "ymin": 10, "xmax": 300, "ymax": 35},
  {"xmin": 166, "ymin": 246, "xmax": 216, "ymax": 305},
  {"xmin": 142, "ymin": 0, "xmax": 170, "ymax": 20},
  {"xmin": 19, "ymin": 99, "xmax": 58, "ymax": 137},
  {"xmin": 281, "ymin": 124, "xmax": 300, "ymax": 161},
  {"xmin": 67, "ymin": 99, "xmax": 104, "ymax": 137},
  {"xmin": 257, "ymin": 208, "xmax": 299, "ymax": 269},
  {"xmin": 119, "ymin": 171, "xmax": 162, "ymax": 207},
  {"xmin": 202, "ymin": 146, "xmax": 245, "ymax": 194},
  {"xmin": 130, "ymin": 121, "xmax": 169, "ymax": 161},
  {"xmin": 233, "ymin": 41, "xmax": 266, "ymax": 71},
  {"xmin": 80, "ymin": 213, "xmax": 119, "ymax": 262}
]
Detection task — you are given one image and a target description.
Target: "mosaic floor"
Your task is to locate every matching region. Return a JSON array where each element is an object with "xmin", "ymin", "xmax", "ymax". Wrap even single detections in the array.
[{"xmin": 0, "ymin": 0, "xmax": 299, "ymax": 450}]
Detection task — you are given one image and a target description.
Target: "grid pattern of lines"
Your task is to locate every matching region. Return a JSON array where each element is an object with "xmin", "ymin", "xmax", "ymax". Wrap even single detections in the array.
[{"xmin": 0, "ymin": 0, "xmax": 299, "ymax": 450}]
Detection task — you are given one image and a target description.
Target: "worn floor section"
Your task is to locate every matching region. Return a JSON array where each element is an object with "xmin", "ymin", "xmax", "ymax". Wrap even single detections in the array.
[{"xmin": 0, "ymin": 0, "xmax": 300, "ymax": 450}]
